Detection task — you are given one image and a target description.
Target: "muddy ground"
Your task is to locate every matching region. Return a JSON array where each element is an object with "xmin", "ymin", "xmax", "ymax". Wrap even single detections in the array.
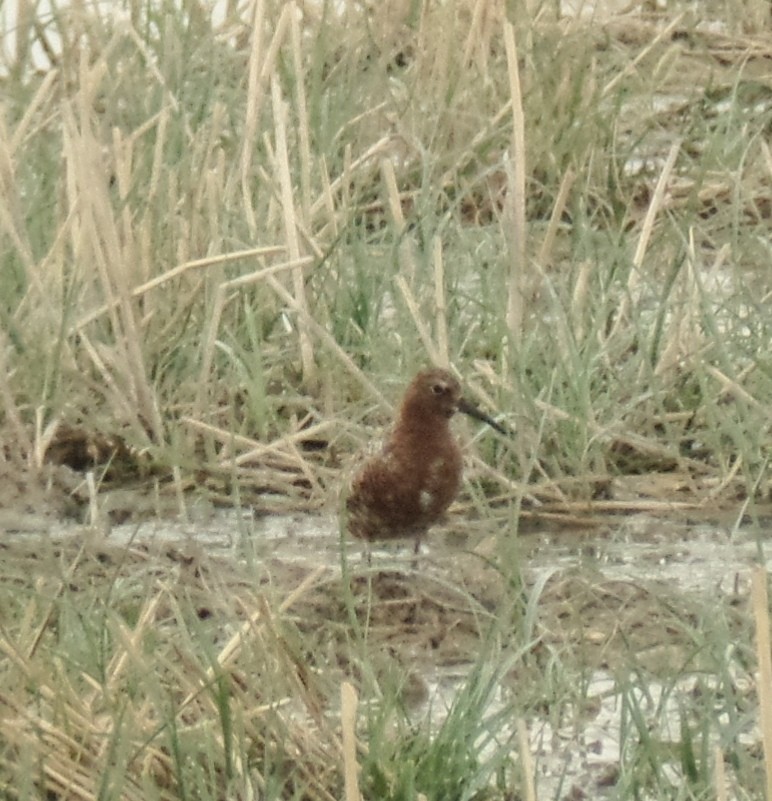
[
  {"xmin": 0, "ymin": 459, "xmax": 765, "ymax": 798},
  {"xmin": 0, "ymin": 459, "xmax": 760, "ymax": 680}
]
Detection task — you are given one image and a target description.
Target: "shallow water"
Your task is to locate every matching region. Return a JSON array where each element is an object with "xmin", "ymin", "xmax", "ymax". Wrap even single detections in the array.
[{"xmin": 74, "ymin": 506, "xmax": 769, "ymax": 599}]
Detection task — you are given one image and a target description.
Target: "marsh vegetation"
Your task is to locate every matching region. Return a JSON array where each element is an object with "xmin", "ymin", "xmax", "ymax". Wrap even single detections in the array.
[{"xmin": 1, "ymin": 0, "xmax": 771, "ymax": 798}]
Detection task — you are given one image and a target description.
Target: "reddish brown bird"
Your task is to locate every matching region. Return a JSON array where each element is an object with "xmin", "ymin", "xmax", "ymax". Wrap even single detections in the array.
[{"xmin": 344, "ymin": 368, "xmax": 505, "ymax": 553}]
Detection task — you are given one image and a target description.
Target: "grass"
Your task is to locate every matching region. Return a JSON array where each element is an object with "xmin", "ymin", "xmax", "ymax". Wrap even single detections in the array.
[
  {"xmin": 0, "ymin": 531, "xmax": 764, "ymax": 800},
  {"xmin": 1, "ymin": 0, "xmax": 770, "ymax": 510},
  {"xmin": 1, "ymin": 0, "xmax": 772, "ymax": 798}
]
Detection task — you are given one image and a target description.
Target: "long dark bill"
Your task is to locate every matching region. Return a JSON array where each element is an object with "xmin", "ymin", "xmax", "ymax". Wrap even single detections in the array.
[{"xmin": 457, "ymin": 398, "xmax": 509, "ymax": 436}]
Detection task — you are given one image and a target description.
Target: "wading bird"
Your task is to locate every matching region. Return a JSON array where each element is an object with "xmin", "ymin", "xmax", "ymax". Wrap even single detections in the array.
[{"xmin": 344, "ymin": 368, "xmax": 506, "ymax": 554}]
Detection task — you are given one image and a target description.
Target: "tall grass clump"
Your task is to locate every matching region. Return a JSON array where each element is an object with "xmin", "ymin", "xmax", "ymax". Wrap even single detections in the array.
[
  {"xmin": 0, "ymin": 539, "xmax": 344, "ymax": 799},
  {"xmin": 1, "ymin": 1, "xmax": 770, "ymax": 507},
  {"xmin": 0, "ymin": 532, "xmax": 551, "ymax": 799}
]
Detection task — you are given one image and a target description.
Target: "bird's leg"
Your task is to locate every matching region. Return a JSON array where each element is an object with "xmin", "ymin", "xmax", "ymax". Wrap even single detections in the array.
[{"xmin": 410, "ymin": 531, "xmax": 423, "ymax": 570}]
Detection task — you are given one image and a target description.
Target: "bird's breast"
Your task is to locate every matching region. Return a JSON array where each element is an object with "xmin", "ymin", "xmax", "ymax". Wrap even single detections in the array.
[{"xmin": 345, "ymin": 424, "xmax": 463, "ymax": 540}]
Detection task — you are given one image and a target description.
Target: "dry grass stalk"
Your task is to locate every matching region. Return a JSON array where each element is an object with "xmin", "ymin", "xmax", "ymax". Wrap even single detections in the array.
[
  {"xmin": 631, "ymin": 139, "xmax": 682, "ymax": 275},
  {"xmin": 462, "ymin": 0, "xmax": 498, "ymax": 73},
  {"xmin": 181, "ymin": 416, "xmax": 332, "ymax": 468},
  {"xmin": 706, "ymin": 365, "xmax": 764, "ymax": 411},
  {"xmin": 571, "ymin": 260, "xmax": 593, "ymax": 343},
  {"xmin": 381, "ymin": 157, "xmax": 406, "ymax": 231},
  {"xmin": 103, "ymin": 594, "xmax": 163, "ymax": 698},
  {"xmin": 308, "ymin": 135, "xmax": 392, "ymax": 219},
  {"xmin": 394, "ymin": 274, "xmax": 441, "ymax": 366},
  {"xmin": 78, "ymin": 331, "xmax": 143, "ymax": 428},
  {"xmin": 85, "ymin": 470, "xmax": 101, "ymax": 527},
  {"xmin": 382, "ymin": 157, "xmax": 419, "ymax": 285},
  {"xmin": 63, "ymin": 100, "xmax": 163, "ymax": 443},
  {"xmin": 562, "ymin": 497, "xmax": 700, "ymax": 514},
  {"xmin": 172, "ymin": 464, "xmax": 189, "ymax": 521},
  {"xmin": 714, "ymin": 743, "xmax": 727, "ymax": 801},
  {"xmin": 609, "ymin": 138, "xmax": 681, "ymax": 341},
  {"xmin": 653, "ymin": 233, "xmax": 707, "ymax": 379},
  {"xmin": 341, "ymin": 681, "xmax": 362, "ymax": 801},
  {"xmin": 192, "ymin": 255, "xmax": 310, "ymax": 421},
  {"xmin": 602, "ymin": 12, "xmax": 686, "ymax": 97},
  {"xmin": 283, "ymin": 444, "xmax": 326, "ymax": 501},
  {"xmin": 144, "ymin": 106, "xmax": 169, "ymax": 214},
  {"xmin": 503, "ymin": 19, "xmax": 527, "ymax": 338},
  {"xmin": 264, "ymin": 274, "xmax": 387, "ymax": 409},
  {"xmin": 761, "ymin": 140, "xmax": 772, "ymax": 178},
  {"xmin": 239, "ymin": 0, "xmax": 293, "ymax": 234},
  {"xmin": 318, "ymin": 155, "xmax": 339, "ymax": 237},
  {"xmin": 433, "ymin": 236, "xmax": 450, "ymax": 368},
  {"xmin": 290, "ymin": 5, "xmax": 313, "ymax": 220},
  {"xmin": 751, "ymin": 566, "xmax": 772, "ymax": 801},
  {"xmin": 271, "ymin": 75, "xmax": 317, "ymax": 387},
  {"xmin": 516, "ymin": 717, "xmax": 536, "ymax": 801},
  {"xmin": 8, "ymin": 68, "xmax": 58, "ymax": 151},
  {"xmin": 537, "ymin": 168, "xmax": 575, "ymax": 270},
  {"xmin": 0, "ymin": 332, "xmax": 33, "ymax": 460}
]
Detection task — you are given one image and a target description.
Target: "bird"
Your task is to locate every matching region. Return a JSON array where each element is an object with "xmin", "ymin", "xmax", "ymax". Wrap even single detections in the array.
[{"xmin": 344, "ymin": 368, "xmax": 506, "ymax": 554}]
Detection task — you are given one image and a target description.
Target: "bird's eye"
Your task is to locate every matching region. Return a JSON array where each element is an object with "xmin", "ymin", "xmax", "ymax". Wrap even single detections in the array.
[{"xmin": 431, "ymin": 383, "xmax": 446, "ymax": 395}]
